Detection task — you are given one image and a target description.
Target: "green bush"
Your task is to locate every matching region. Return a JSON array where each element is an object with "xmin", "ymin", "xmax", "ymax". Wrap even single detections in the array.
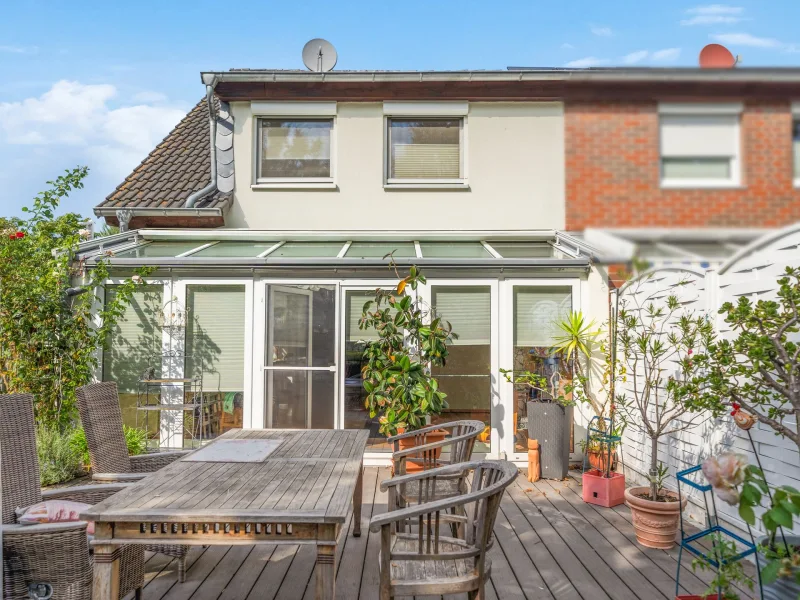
[
  {"xmin": 37, "ymin": 425, "xmax": 84, "ymax": 486},
  {"xmin": 70, "ymin": 425, "xmax": 148, "ymax": 468}
]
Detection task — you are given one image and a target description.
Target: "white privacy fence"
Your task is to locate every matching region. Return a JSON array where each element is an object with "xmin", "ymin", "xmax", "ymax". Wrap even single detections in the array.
[{"xmin": 615, "ymin": 224, "xmax": 800, "ymax": 532}]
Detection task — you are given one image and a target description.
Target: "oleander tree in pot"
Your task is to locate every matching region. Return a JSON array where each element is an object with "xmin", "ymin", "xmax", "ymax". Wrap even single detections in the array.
[
  {"xmin": 360, "ymin": 262, "xmax": 454, "ymax": 452},
  {"xmin": 615, "ymin": 282, "xmax": 711, "ymax": 549}
]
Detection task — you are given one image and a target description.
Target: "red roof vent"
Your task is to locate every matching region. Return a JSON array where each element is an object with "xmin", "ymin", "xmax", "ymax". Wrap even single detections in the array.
[{"xmin": 699, "ymin": 43, "xmax": 736, "ymax": 68}]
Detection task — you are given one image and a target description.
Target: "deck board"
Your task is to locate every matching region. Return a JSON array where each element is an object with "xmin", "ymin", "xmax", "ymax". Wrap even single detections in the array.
[{"xmin": 124, "ymin": 467, "xmax": 742, "ymax": 600}]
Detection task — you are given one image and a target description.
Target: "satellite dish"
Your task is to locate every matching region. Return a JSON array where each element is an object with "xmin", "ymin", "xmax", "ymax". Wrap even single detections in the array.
[
  {"xmin": 699, "ymin": 44, "xmax": 736, "ymax": 68},
  {"xmin": 302, "ymin": 39, "xmax": 338, "ymax": 72}
]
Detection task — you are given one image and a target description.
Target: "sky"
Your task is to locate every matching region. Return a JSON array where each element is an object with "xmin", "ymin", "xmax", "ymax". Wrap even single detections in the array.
[{"xmin": 2, "ymin": 0, "xmax": 800, "ymax": 224}]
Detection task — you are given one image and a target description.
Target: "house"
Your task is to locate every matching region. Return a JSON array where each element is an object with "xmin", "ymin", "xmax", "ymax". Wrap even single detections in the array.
[{"xmin": 82, "ymin": 55, "xmax": 800, "ymax": 464}]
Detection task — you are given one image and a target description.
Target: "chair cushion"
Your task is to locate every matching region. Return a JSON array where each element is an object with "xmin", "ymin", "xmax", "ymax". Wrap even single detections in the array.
[{"xmin": 16, "ymin": 500, "xmax": 95, "ymax": 534}]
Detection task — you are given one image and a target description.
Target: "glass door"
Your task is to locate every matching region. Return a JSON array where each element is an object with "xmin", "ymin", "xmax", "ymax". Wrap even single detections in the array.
[{"xmin": 264, "ymin": 284, "xmax": 337, "ymax": 429}]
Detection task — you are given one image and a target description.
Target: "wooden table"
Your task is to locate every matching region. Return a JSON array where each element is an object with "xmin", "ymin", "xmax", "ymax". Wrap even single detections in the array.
[{"xmin": 82, "ymin": 429, "xmax": 369, "ymax": 600}]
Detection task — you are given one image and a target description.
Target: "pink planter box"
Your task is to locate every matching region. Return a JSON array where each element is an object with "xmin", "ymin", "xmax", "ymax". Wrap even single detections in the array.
[{"xmin": 582, "ymin": 470, "xmax": 625, "ymax": 507}]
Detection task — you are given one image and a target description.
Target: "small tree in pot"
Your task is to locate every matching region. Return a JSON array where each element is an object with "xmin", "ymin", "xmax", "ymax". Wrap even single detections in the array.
[{"xmin": 615, "ymin": 282, "xmax": 711, "ymax": 548}]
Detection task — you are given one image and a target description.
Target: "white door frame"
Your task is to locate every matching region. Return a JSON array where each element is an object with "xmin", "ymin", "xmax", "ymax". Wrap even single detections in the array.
[{"xmin": 499, "ymin": 277, "xmax": 582, "ymax": 462}]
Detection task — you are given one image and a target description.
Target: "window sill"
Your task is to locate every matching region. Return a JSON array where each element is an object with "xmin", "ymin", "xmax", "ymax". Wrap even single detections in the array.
[
  {"xmin": 251, "ymin": 182, "xmax": 338, "ymax": 191},
  {"xmin": 794, "ymin": 178, "xmax": 800, "ymax": 188},
  {"xmin": 660, "ymin": 180, "xmax": 743, "ymax": 190},
  {"xmin": 383, "ymin": 182, "xmax": 470, "ymax": 191}
]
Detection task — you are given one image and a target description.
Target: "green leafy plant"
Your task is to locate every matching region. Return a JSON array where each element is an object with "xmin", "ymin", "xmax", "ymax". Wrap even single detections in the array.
[
  {"xmin": 615, "ymin": 279, "xmax": 712, "ymax": 500},
  {"xmin": 679, "ymin": 266, "xmax": 800, "ymax": 457},
  {"xmin": 691, "ymin": 532, "xmax": 754, "ymax": 600},
  {"xmin": 0, "ymin": 167, "xmax": 151, "ymax": 427},
  {"xmin": 37, "ymin": 425, "xmax": 85, "ymax": 486},
  {"xmin": 360, "ymin": 262, "xmax": 454, "ymax": 436},
  {"xmin": 648, "ymin": 461, "xmax": 670, "ymax": 495},
  {"xmin": 70, "ymin": 425, "xmax": 148, "ymax": 467}
]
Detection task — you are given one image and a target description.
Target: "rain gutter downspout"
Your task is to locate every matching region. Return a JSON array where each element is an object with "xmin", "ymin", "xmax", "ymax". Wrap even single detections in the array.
[{"xmin": 185, "ymin": 80, "xmax": 218, "ymax": 208}]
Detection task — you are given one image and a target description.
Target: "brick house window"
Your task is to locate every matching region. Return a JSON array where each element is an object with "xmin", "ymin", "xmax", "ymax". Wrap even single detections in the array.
[
  {"xmin": 793, "ymin": 119, "xmax": 800, "ymax": 184},
  {"xmin": 659, "ymin": 104, "xmax": 741, "ymax": 188}
]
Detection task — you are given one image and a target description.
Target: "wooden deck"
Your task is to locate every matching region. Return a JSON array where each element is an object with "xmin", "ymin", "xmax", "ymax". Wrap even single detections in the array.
[{"xmin": 125, "ymin": 467, "xmax": 759, "ymax": 600}]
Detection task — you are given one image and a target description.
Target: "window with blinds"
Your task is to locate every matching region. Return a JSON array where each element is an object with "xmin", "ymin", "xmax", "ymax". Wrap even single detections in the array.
[
  {"xmin": 103, "ymin": 285, "xmax": 163, "ymax": 393},
  {"xmin": 432, "ymin": 286, "xmax": 490, "ymax": 346},
  {"xmin": 258, "ymin": 119, "xmax": 332, "ymax": 179},
  {"xmin": 185, "ymin": 285, "xmax": 246, "ymax": 392},
  {"xmin": 388, "ymin": 118, "xmax": 462, "ymax": 181},
  {"xmin": 659, "ymin": 113, "xmax": 739, "ymax": 184},
  {"xmin": 513, "ymin": 287, "xmax": 572, "ymax": 348},
  {"xmin": 794, "ymin": 120, "xmax": 800, "ymax": 181}
]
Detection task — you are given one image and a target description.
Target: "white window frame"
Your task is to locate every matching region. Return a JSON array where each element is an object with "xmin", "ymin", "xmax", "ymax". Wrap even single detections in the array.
[
  {"xmin": 383, "ymin": 101, "xmax": 469, "ymax": 189},
  {"xmin": 792, "ymin": 102, "xmax": 800, "ymax": 188},
  {"xmin": 499, "ymin": 277, "xmax": 582, "ymax": 462},
  {"xmin": 251, "ymin": 102, "xmax": 337, "ymax": 189},
  {"xmin": 658, "ymin": 103, "xmax": 742, "ymax": 189}
]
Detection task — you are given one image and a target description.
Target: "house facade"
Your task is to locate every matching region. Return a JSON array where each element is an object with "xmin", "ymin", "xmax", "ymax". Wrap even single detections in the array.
[{"xmin": 85, "ymin": 64, "xmax": 800, "ymax": 464}]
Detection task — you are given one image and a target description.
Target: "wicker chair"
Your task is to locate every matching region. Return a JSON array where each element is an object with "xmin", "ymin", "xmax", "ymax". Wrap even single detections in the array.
[
  {"xmin": 76, "ymin": 381, "xmax": 191, "ymax": 582},
  {"xmin": 370, "ymin": 460, "xmax": 518, "ymax": 599},
  {"xmin": 0, "ymin": 393, "xmax": 144, "ymax": 600},
  {"xmin": 388, "ymin": 420, "xmax": 485, "ymax": 526}
]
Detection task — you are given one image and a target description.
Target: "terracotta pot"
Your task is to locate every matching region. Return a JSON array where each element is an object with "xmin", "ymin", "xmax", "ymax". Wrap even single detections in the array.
[
  {"xmin": 397, "ymin": 429, "xmax": 447, "ymax": 473},
  {"xmin": 624, "ymin": 486, "xmax": 687, "ymax": 549},
  {"xmin": 587, "ymin": 449, "xmax": 617, "ymax": 472}
]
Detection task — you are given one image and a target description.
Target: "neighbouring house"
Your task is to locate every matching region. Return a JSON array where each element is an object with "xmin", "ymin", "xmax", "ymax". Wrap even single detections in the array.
[{"xmin": 82, "ymin": 53, "xmax": 800, "ymax": 467}]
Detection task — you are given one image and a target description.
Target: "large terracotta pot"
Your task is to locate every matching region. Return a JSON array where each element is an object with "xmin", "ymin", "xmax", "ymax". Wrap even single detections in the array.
[
  {"xmin": 397, "ymin": 429, "xmax": 447, "ymax": 473},
  {"xmin": 624, "ymin": 486, "xmax": 687, "ymax": 549}
]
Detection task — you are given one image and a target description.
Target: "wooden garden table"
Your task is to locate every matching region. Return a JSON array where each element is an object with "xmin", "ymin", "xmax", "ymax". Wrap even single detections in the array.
[{"xmin": 82, "ymin": 428, "xmax": 369, "ymax": 600}]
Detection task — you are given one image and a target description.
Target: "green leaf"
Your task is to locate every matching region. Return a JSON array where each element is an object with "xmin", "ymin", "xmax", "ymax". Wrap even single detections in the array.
[
  {"xmin": 739, "ymin": 503, "xmax": 756, "ymax": 526},
  {"xmin": 761, "ymin": 559, "xmax": 781, "ymax": 585},
  {"xmin": 770, "ymin": 505, "xmax": 794, "ymax": 529}
]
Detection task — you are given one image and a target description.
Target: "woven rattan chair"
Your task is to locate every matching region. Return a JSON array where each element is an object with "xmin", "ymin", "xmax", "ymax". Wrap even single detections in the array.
[
  {"xmin": 370, "ymin": 460, "xmax": 518, "ymax": 599},
  {"xmin": 1, "ymin": 393, "xmax": 144, "ymax": 600},
  {"xmin": 388, "ymin": 420, "xmax": 485, "ymax": 527},
  {"xmin": 76, "ymin": 381, "xmax": 191, "ymax": 582}
]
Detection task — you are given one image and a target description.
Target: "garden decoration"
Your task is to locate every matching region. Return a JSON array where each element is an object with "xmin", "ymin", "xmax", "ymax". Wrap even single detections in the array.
[
  {"xmin": 615, "ymin": 282, "xmax": 711, "ymax": 548},
  {"xmin": 674, "ymin": 462, "xmax": 761, "ymax": 600}
]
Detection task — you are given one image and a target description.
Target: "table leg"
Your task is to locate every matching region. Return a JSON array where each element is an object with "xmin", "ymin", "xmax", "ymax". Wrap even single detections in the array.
[
  {"xmin": 316, "ymin": 535, "xmax": 336, "ymax": 600},
  {"xmin": 93, "ymin": 543, "xmax": 121, "ymax": 600},
  {"xmin": 353, "ymin": 462, "xmax": 363, "ymax": 537}
]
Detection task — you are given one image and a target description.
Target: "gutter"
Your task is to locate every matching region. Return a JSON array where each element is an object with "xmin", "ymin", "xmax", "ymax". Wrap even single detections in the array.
[{"xmin": 185, "ymin": 79, "xmax": 219, "ymax": 208}]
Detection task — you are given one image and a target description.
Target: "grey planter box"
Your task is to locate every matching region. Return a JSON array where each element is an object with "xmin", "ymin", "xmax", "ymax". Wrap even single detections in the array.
[
  {"xmin": 759, "ymin": 535, "xmax": 800, "ymax": 600},
  {"xmin": 527, "ymin": 401, "xmax": 572, "ymax": 479}
]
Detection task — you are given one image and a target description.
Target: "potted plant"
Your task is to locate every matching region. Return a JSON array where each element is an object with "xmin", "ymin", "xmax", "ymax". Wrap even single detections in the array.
[
  {"xmin": 615, "ymin": 284, "xmax": 711, "ymax": 548},
  {"xmin": 680, "ymin": 529, "xmax": 754, "ymax": 600},
  {"xmin": 360, "ymin": 262, "xmax": 454, "ymax": 469}
]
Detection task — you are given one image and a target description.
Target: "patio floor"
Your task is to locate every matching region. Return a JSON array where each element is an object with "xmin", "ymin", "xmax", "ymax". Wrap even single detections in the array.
[{"xmin": 124, "ymin": 467, "xmax": 758, "ymax": 600}]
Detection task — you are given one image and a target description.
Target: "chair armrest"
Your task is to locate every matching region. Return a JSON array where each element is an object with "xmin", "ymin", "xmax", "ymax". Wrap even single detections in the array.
[
  {"xmin": 131, "ymin": 450, "xmax": 191, "ymax": 472},
  {"xmin": 369, "ymin": 492, "xmax": 467, "ymax": 533},
  {"xmin": 381, "ymin": 462, "xmax": 472, "ymax": 492},
  {"xmin": 42, "ymin": 482, "xmax": 131, "ymax": 504},
  {"xmin": 1, "ymin": 522, "xmax": 90, "ymax": 536},
  {"xmin": 392, "ymin": 437, "xmax": 456, "ymax": 459},
  {"xmin": 386, "ymin": 423, "xmax": 449, "ymax": 444},
  {"xmin": 92, "ymin": 472, "xmax": 148, "ymax": 483}
]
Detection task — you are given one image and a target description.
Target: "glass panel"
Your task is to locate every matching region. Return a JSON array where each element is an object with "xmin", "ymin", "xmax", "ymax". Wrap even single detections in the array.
[
  {"xmin": 103, "ymin": 285, "xmax": 163, "ymax": 430},
  {"xmin": 185, "ymin": 285, "xmax": 246, "ymax": 436},
  {"xmin": 662, "ymin": 157, "xmax": 731, "ymax": 179},
  {"xmin": 512, "ymin": 287, "xmax": 572, "ymax": 453},
  {"xmin": 266, "ymin": 285, "xmax": 336, "ymax": 429},
  {"xmin": 269, "ymin": 242, "xmax": 345, "ymax": 258},
  {"xmin": 431, "ymin": 286, "xmax": 492, "ymax": 452},
  {"xmin": 389, "ymin": 118, "xmax": 461, "ymax": 179},
  {"xmin": 419, "ymin": 242, "xmax": 491, "ymax": 259},
  {"xmin": 794, "ymin": 120, "xmax": 800, "ymax": 179},
  {"xmin": 345, "ymin": 242, "xmax": 417, "ymax": 259},
  {"xmin": 114, "ymin": 241, "xmax": 206, "ymax": 258},
  {"xmin": 192, "ymin": 242, "xmax": 278, "ymax": 258},
  {"xmin": 345, "ymin": 290, "xmax": 390, "ymax": 452},
  {"xmin": 487, "ymin": 242, "xmax": 555, "ymax": 258},
  {"xmin": 259, "ymin": 119, "xmax": 332, "ymax": 178}
]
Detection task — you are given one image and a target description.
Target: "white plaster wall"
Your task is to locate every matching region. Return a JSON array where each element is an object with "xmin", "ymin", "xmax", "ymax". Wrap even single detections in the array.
[{"xmin": 225, "ymin": 102, "xmax": 565, "ymax": 231}]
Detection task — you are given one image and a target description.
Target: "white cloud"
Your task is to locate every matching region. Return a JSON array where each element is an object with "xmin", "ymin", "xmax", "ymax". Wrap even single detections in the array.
[
  {"xmin": 590, "ymin": 25, "xmax": 613, "ymax": 37},
  {"xmin": 711, "ymin": 32, "xmax": 782, "ymax": 48},
  {"xmin": 652, "ymin": 47, "xmax": 682, "ymax": 61},
  {"xmin": 0, "ymin": 80, "xmax": 186, "ymax": 184},
  {"xmin": 565, "ymin": 56, "xmax": 609, "ymax": 68},
  {"xmin": 622, "ymin": 50, "xmax": 649, "ymax": 65},
  {"xmin": 561, "ymin": 42, "xmax": 575, "ymax": 50},
  {"xmin": 0, "ymin": 45, "xmax": 38, "ymax": 54},
  {"xmin": 687, "ymin": 4, "xmax": 743, "ymax": 15},
  {"xmin": 682, "ymin": 5, "xmax": 745, "ymax": 26}
]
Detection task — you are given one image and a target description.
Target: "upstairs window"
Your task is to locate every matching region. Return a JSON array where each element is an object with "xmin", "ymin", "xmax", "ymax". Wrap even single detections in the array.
[
  {"xmin": 793, "ymin": 119, "xmax": 800, "ymax": 184},
  {"xmin": 659, "ymin": 104, "xmax": 741, "ymax": 187},
  {"xmin": 258, "ymin": 119, "xmax": 333, "ymax": 180},
  {"xmin": 387, "ymin": 118, "xmax": 463, "ymax": 182}
]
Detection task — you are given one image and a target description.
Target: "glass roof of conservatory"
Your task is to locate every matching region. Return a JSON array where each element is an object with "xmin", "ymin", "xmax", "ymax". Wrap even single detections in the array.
[{"xmin": 78, "ymin": 230, "xmax": 592, "ymax": 268}]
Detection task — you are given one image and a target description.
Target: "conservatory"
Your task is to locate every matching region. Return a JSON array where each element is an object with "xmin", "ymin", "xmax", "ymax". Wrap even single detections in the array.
[{"xmin": 76, "ymin": 228, "xmax": 604, "ymax": 464}]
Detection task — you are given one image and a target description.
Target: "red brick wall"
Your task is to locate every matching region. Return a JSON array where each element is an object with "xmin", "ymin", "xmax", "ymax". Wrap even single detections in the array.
[{"xmin": 565, "ymin": 100, "xmax": 800, "ymax": 230}]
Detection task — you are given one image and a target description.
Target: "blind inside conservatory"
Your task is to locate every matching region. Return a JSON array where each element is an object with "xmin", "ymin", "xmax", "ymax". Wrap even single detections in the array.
[
  {"xmin": 346, "ymin": 291, "xmax": 383, "ymax": 343},
  {"xmin": 103, "ymin": 285, "xmax": 163, "ymax": 393},
  {"xmin": 185, "ymin": 285, "xmax": 246, "ymax": 392},
  {"xmin": 432, "ymin": 286, "xmax": 491, "ymax": 345},
  {"xmin": 514, "ymin": 287, "xmax": 572, "ymax": 347}
]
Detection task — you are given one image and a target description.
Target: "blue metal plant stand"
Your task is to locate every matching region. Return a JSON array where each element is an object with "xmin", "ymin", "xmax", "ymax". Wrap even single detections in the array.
[{"xmin": 675, "ymin": 464, "xmax": 763, "ymax": 599}]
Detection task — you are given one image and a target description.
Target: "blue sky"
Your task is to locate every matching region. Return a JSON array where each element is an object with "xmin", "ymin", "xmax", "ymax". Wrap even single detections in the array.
[{"xmin": 2, "ymin": 0, "xmax": 800, "ymax": 223}]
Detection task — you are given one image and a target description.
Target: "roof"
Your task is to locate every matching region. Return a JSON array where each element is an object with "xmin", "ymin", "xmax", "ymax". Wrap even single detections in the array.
[{"xmin": 95, "ymin": 99, "xmax": 230, "ymax": 215}]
